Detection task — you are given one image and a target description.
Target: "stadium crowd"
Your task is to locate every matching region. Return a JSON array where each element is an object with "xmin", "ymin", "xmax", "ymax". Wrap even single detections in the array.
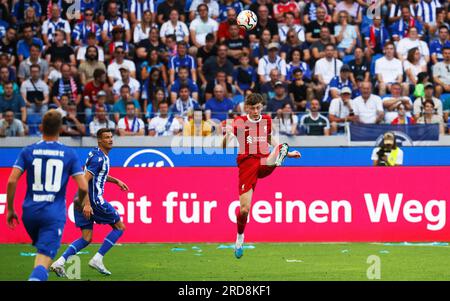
[{"xmin": 0, "ymin": 0, "xmax": 449, "ymax": 137}]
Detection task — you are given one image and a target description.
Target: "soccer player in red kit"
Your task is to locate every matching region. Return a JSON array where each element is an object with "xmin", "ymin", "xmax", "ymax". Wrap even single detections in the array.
[{"xmin": 223, "ymin": 93, "xmax": 301, "ymax": 258}]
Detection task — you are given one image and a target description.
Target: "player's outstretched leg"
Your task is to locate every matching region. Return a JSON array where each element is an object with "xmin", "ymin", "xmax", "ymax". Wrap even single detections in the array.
[
  {"xmin": 235, "ymin": 189, "xmax": 252, "ymax": 259},
  {"xmin": 51, "ymin": 230, "xmax": 92, "ymax": 278},
  {"xmin": 267, "ymin": 143, "xmax": 289, "ymax": 167},
  {"xmin": 89, "ymin": 221, "xmax": 125, "ymax": 275}
]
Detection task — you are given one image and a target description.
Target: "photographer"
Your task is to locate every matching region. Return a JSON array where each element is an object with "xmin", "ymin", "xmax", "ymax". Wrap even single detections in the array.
[{"xmin": 371, "ymin": 132, "xmax": 404, "ymax": 166}]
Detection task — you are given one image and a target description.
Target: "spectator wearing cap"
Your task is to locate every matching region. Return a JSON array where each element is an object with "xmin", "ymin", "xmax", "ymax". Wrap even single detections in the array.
[
  {"xmin": 347, "ymin": 47, "xmax": 370, "ymax": 88},
  {"xmin": 396, "ymin": 27, "xmax": 430, "ymax": 63},
  {"xmin": 41, "ymin": 4, "xmax": 71, "ymax": 47},
  {"xmin": 200, "ymin": 44, "xmax": 234, "ymax": 87},
  {"xmin": 432, "ymin": 46, "xmax": 450, "ymax": 98},
  {"xmin": 248, "ymin": 5, "xmax": 280, "ymax": 44},
  {"xmin": 189, "ymin": 4, "xmax": 219, "ymax": 53},
  {"xmin": 107, "ymin": 46, "xmax": 137, "ymax": 84},
  {"xmin": 299, "ymin": 99, "xmax": 330, "ymax": 136},
  {"xmin": 322, "ymin": 64, "xmax": 353, "ymax": 106},
  {"xmin": 205, "ymin": 84, "xmax": 234, "ymax": 121},
  {"xmin": 352, "ymin": 81, "xmax": 384, "ymax": 124},
  {"xmin": 313, "ymin": 44, "xmax": 343, "ymax": 100},
  {"xmin": 17, "ymin": 43, "xmax": 49, "ymax": 84},
  {"xmin": 382, "ymin": 82, "xmax": 413, "ymax": 124},
  {"xmin": 168, "ymin": 41, "xmax": 197, "ymax": 85},
  {"xmin": 266, "ymin": 81, "xmax": 293, "ymax": 116},
  {"xmin": 328, "ymin": 86, "xmax": 356, "ymax": 134},
  {"xmin": 0, "ymin": 109, "xmax": 25, "ymax": 137},
  {"xmin": 413, "ymin": 83, "xmax": 443, "ymax": 120},
  {"xmin": 89, "ymin": 105, "xmax": 116, "ymax": 137},
  {"xmin": 257, "ymin": 42, "xmax": 287, "ymax": 84},
  {"xmin": 101, "ymin": 1, "xmax": 131, "ymax": 43},
  {"xmin": 113, "ymin": 66, "xmax": 141, "ymax": 101},
  {"xmin": 416, "ymin": 99, "xmax": 445, "ymax": 134},
  {"xmin": 362, "ymin": 14, "xmax": 390, "ymax": 61},
  {"xmin": 375, "ymin": 42, "xmax": 408, "ymax": 97},
  {"xmin": 430, "ymin": 26, "xmax": 450, "ymax": 65},
  {"xmin": 334, "ymin": 10, "xmax": 359, "ymax": 60},
  {"xmin": 391, "ymin": 103, "xmax": 416, "ymax": 125},
  {"xmin": 79, "ymin": 46, "xmax": 107, "ymax": 86},
  {"xmin": 259, "ymin": 69, "xmax": 282, "ymax": 102}
]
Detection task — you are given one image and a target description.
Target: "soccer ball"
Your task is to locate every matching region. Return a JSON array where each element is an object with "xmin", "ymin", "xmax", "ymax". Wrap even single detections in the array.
[{"xmin": 236, "ymin": 10, "xmax": 258, "ymax": 31}]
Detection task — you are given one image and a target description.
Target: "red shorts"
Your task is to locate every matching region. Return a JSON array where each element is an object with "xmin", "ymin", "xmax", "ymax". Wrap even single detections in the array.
[{"xmin": 238, "ymin": 156, "xmax": 276, "ymax": 195}]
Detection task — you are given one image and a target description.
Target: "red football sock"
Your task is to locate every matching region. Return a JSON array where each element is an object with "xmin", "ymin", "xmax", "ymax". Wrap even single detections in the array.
[{"xmin": 236, "ymin": 210, "xmax": 248, "ymax": 234}]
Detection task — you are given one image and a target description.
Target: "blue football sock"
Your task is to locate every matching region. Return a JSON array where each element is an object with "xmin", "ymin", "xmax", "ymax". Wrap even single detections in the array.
[
  {"xmin": 62, "ymin": 238, "xmax": 90, "ymax": 260},
  {"xmin": 28, "ymin": 265, "xmax": 48, "ymax": 281},
  {"xmin": 98, "ymin": 229, "xmax": 123, "ymax": 256}
]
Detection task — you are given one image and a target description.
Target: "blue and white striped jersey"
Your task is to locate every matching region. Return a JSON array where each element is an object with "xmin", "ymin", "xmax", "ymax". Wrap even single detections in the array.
[{"xmin": 85, "ymin": 147, "xmax": 110, "ymax": 206}]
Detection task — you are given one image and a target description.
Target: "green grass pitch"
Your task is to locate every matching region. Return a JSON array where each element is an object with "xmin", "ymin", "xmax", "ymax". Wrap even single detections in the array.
[{"xmin": 0, "ymin": 243, "xmax": 449, "ymax": 281}]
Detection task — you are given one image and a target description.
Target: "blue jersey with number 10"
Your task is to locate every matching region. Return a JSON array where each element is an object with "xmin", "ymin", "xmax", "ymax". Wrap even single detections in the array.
[{"xmin": 13, "ymin": 140, "xmax": 83, "ymax": 217}]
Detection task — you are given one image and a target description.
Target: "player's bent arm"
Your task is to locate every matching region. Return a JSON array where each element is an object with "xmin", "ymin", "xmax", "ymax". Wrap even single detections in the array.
[{"xmin": 73, "ymin": 173, "xmax": 88, "ymax": 204}]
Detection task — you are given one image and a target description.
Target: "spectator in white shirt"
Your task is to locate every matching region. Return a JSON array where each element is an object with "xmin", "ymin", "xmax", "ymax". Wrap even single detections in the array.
[
  {"xmin": 433, "ymin": 46, "xmax": 450, "ymax": 98},
  {"xmin": 313, "ymin": 43, "xmax": 343, "ymax": 98},
  {"xmin": 89, "ymin": 106, "xmax": 116, "ymax": 137},
  {"xmin": 279, "ymin": 12, "xmax": 305, "ymax": 43},
  {"xmin": 107, "ymin": 46, "xmax": 137, "ymax": 84},
  {"xmin": 148, "ymin": 101, "xmax": 183, "ymax": 136},
  {"xmin": 112, "ymin": 66, "xmax": 141, "ymax": 101},
  {"xmin": 189, "ymin": 4, "xmax": 219, "ymax": 53},
  {"xmin": 257, "ymin": 42, "xmax": 287, "ymax": 83},
  {"xmin": 160, "ymin": 9, "xmax": 190, "ymax": 44},
  {"xmin": 189, "ymin": 0, "xmax": 219, "ymax": 21},
  {"xmin": 375, "ymin": 42, "xmax": 408, "ymax": 96},
  {"xmin": 328, "ymin": 86, "xmax": 357, "ymax": 134},
  {"xmin": 403, "ymin": 47, "xmax": 427, "ymax": 86},
  {"xmin": 396, "ymin": 27, "xmax": 430, "ymax": 63},
  {"xmin": 117, "ymin": 102, "xmax": 145, "ymax": 136},
  {"xmin": 352, "ymin": 81, "xmax": 384, "ymax": 124}
]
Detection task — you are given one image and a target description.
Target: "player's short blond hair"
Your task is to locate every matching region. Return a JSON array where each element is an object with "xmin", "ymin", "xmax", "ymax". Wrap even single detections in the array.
[
  {"xmin": 244, "ymin": 93, "xmax": 264, "ymax": 106},
  {"xmin": 42, "ymin": 109, "xmax": 62, "ymax": 136}
]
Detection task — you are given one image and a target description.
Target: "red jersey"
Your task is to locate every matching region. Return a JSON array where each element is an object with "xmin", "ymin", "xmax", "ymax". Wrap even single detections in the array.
[
  {"xmin": 83, "ymin": 81, "xmax": 103, "ymax": 106},
  {"xmin": 233, "ymin": 114, "xmax": 272, "ymax": 163}
]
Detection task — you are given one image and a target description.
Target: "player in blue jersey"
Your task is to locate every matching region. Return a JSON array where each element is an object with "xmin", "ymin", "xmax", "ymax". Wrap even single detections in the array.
[
  {"xmin": 6, "ymin": 110, "xmax": 88, "ymax": 281},
  {"xmin": 50, "ymin": 128, "xmax": 129, "ymax": 277}
]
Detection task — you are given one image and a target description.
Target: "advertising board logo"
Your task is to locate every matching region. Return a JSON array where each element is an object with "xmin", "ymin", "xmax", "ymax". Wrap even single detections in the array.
[
  {"xmin": 375, "ymin": 131, "xmax": 414, "ymax": 147},
  {"xmin": 123, "ymin": 149, "xmax": 175, "ymax": 167},
  {"xmin": 0, "ymin": 194, "xmax": 6, "ymax": 215}
]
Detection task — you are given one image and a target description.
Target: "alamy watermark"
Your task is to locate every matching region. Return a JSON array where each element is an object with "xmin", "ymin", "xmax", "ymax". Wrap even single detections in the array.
[{"xmin": 366, "ymin": 255, "xmax": 381, "ymax": 280}]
